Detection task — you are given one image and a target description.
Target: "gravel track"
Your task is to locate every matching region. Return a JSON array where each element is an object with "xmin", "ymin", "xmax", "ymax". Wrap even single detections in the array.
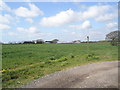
[{"xmin": 22, "ymin": 61, "xmax": 119, "ymax": 88}]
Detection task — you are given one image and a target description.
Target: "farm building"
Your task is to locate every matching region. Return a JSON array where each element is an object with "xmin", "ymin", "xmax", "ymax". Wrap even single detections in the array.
[{"xmin": 72, "ymin": 40, "xmax": 81, "ymax": 43}]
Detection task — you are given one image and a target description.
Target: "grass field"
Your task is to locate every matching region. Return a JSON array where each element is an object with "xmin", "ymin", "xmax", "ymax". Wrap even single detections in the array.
[{"xmin": 2, "ymin": 42, "xmax": 118, "ymax": 88}]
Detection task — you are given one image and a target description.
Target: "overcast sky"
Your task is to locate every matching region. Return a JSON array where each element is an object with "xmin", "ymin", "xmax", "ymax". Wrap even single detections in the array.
[{"xmin": 0, "ymin": 1, "xmax": 118, "ymax": 43}]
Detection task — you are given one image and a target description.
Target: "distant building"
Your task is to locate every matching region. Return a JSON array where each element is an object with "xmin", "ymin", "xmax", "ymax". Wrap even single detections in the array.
[
  {"xmin": 45, "ymin": 39, "xmax": 59, "ymax": 44},
  {"xmin": 23, "ymin": 41, "xmax": 35, "ymax": 44},
  {"xmin": 60, "ymin": 41, "xmax": 73, "ymax": 44},
  {"xmin": 45, "ymin": 41, "xmax": 53, "ymax": 44},
  {"xmin": 72, "ymin": 40, "xmax": 81, "ymax": 43},
  {"xmin": 81, "ymin": 41, "xmax": 98, "ymax": 43},
  {"xmin": 36, "ymin": 39, "xmax": 44, "ymax": 44},
  {"xmin": 0, "ymin": 42, "xmax": 3, "ymax": 44},
  {"xmin": 32, "ymin": 39, "xmax": 44, "ymax": 44},
  {"xmin": 52, "ymin": 39, "xmax": 59, "ymax": 43}
]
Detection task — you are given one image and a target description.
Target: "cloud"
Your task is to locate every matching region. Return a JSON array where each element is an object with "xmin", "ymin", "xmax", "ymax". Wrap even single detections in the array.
[
  {"xmin": 89, "ymin": 31, "xmax": 105, "ymax": 41},
  {"xmin": 40, "ymin": 4, "xmax": 114, "ymax": 27},
  {"xmin": 0, "ymin": 24, "xmax": 10, "ymax": 30},
  {"xmin": 62, "ymin": 30, "xmax": 70, "ymax": 33},
  {"xmin": 69, "ymin": 20, "xmax": 92, "ymax": 30},
  {"xmin": 63, "ymin": 29, "xmax": 76, "ymax": 35},
  {"xmin": 0, "ymin": 1, "xmax": 11, "ymax": 12},
  {"xmin": 106, "ymin": 22, "xmax": 118, "ymax": 29},
  {"xmin": 0, "ymin": 14, "xmax": 13, "ymax": 24},
  {"xmin": 82, "ymin": 5, "xmax": 111, "ymax": 19},
  {"xmin": 61, "ymin": 29, "xmax": 86, "ymax": 41},
  {"xmin": 26, "ymin": 18, "xmax": 34, "ymax": 23},
  {"xmin": 14, "ymin": 3, "xmax": 43, "ymax": 18},
  {"xmin": 16, "ymin": 26, "xmax": 43, "ymax": 39},
  {"xmin": 95, "ymin": 14, "xmax": 116, "ymax": 22},
  {"xmin": 74, "ymin": 2, "xmax": 87, "ymax": 10},
  {"xmin": 40, "ymin": 9, "xmax": 81, "ymax": 27},
  {"xmin": 8, "ymin": 32, "xmax": 17, "ymax": 36},
  {"xmin": 0, "ymin": 14, "xmax": 13, "ymax": 31},
  {"xmin": 94, "ymin": 4, "xmax": 117, "ymax": 22},
  {"xmin": 17, "ymin": 26, "xmax": 40, "ymax": 35},
  {"xmin": 15, "ymin": 26, "xmax": 53, "ymax": 40}
]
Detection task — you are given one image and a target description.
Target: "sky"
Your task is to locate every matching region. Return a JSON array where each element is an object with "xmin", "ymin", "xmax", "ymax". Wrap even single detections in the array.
[{"xmin": 0, "ymin": 1, "xmax": 118, "ymax": 43}]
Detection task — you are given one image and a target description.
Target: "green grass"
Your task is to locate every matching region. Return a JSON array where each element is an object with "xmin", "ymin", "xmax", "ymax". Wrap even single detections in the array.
[{"xmin": 2, "ymin": 42, "xmax": 118, "ymax": 88}]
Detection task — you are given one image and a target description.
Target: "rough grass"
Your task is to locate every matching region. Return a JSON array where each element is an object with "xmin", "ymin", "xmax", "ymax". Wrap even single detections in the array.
[{"xmin": 2, "ymin": 42, "xmax": 118, "ymax": 88}]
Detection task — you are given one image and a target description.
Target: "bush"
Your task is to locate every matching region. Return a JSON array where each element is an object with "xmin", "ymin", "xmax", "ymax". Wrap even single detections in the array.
[
  {"xmin": 71, "ymin": 55, "xmax": 74, "ymax": 58},
  {"xmin": 2, "ymin": 69, "xmax": 7, "ymax": 73},
  {"xmin": 2, "ymin": 70, "xmax": 19, "ymax": 82},
  {"xmin": 86, "ymin": 53, "xmax": 99, "ymax": 60},
  {"xmin": 69, "ymin": 53, "xmax": 75, "ymax": 58},
  {"xmin": 2, "ymin": 74, "xmax": 11, "ymax": 82},
  {"xmin": 111, "ymin": 41, "xmax": 118, "ymax": 46},
  {"xmin": 60, "ymin": 61, "xmax": 68, "ymax": 66},
  {"xmin": 49, "ymin": 56, "xmax": 56, "ymax": 60},
  {"xmin": 58, "ymin": 57, "xmax": 67, "ymax": 62},
  {"xmin": 48, "ymin": 56, "xmax": 68, "ymax": 63}
]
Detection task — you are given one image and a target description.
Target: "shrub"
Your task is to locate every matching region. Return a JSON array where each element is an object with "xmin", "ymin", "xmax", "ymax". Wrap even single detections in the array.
[
  {"xmin": 49, "ymin": 56, "xmax": 56, "ymax": 60},
  {"xmin": 71, "ymin": 55, "xmax": 74, "ymax": 58},
  {"xmin": 2, "ymin": 70, "xmax": 19, "ymax": 82},
  {"xmin": 48, "ymin": 56, "xmax": 68, "ymax": 63},
  {"xmin": 60, "ymin": 61, "xmax": 68, "ymax": 66},
  {"xmin": 86, "ymin": 53, "xmax": 99, "ymax": 60},
  {"xmin": 69, "ymin": 53, "xmax": 75, "ymax": 58},
  {"xmin": 57, "ymin": 57, "xmax": 67, "ymax": 62},
  {"xmin": 40, "ymin": 65, "xmax": 44, "ymax": 68},
  {"xmin": 2, "ymin": 74, "xmax": 11, "ymax": 82},
  {"xmin": 2, "ymin": 69, "xmax": 7, "ymax": 73}
]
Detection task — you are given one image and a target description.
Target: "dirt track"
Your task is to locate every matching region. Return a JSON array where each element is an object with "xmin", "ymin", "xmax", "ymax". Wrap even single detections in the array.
[{"xmin": 22, "ymin": 61, "xmax": 119, "ymax": 88}]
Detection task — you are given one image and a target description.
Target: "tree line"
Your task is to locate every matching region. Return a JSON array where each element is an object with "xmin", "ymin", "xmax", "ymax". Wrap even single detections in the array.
[{"xmin": 7, "ymin": 39, "xmax": 59, "ymax": 44}]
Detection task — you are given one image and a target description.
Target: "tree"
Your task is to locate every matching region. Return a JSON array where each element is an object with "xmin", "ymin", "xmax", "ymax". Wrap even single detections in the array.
[
  {"xmin": 23, "ymin": 41, "xmax": 35, "ymax": 44},
  {"xmin": 36, "ymin": 39, "xmax": 44, "ymax": 44},
  {"xmin": 105, "ymin": 30, "xmax": 120, "ymax": 46},
  {"xmin": 52, "ymin": 39, "xmax": 59, "ymax": 43}
]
